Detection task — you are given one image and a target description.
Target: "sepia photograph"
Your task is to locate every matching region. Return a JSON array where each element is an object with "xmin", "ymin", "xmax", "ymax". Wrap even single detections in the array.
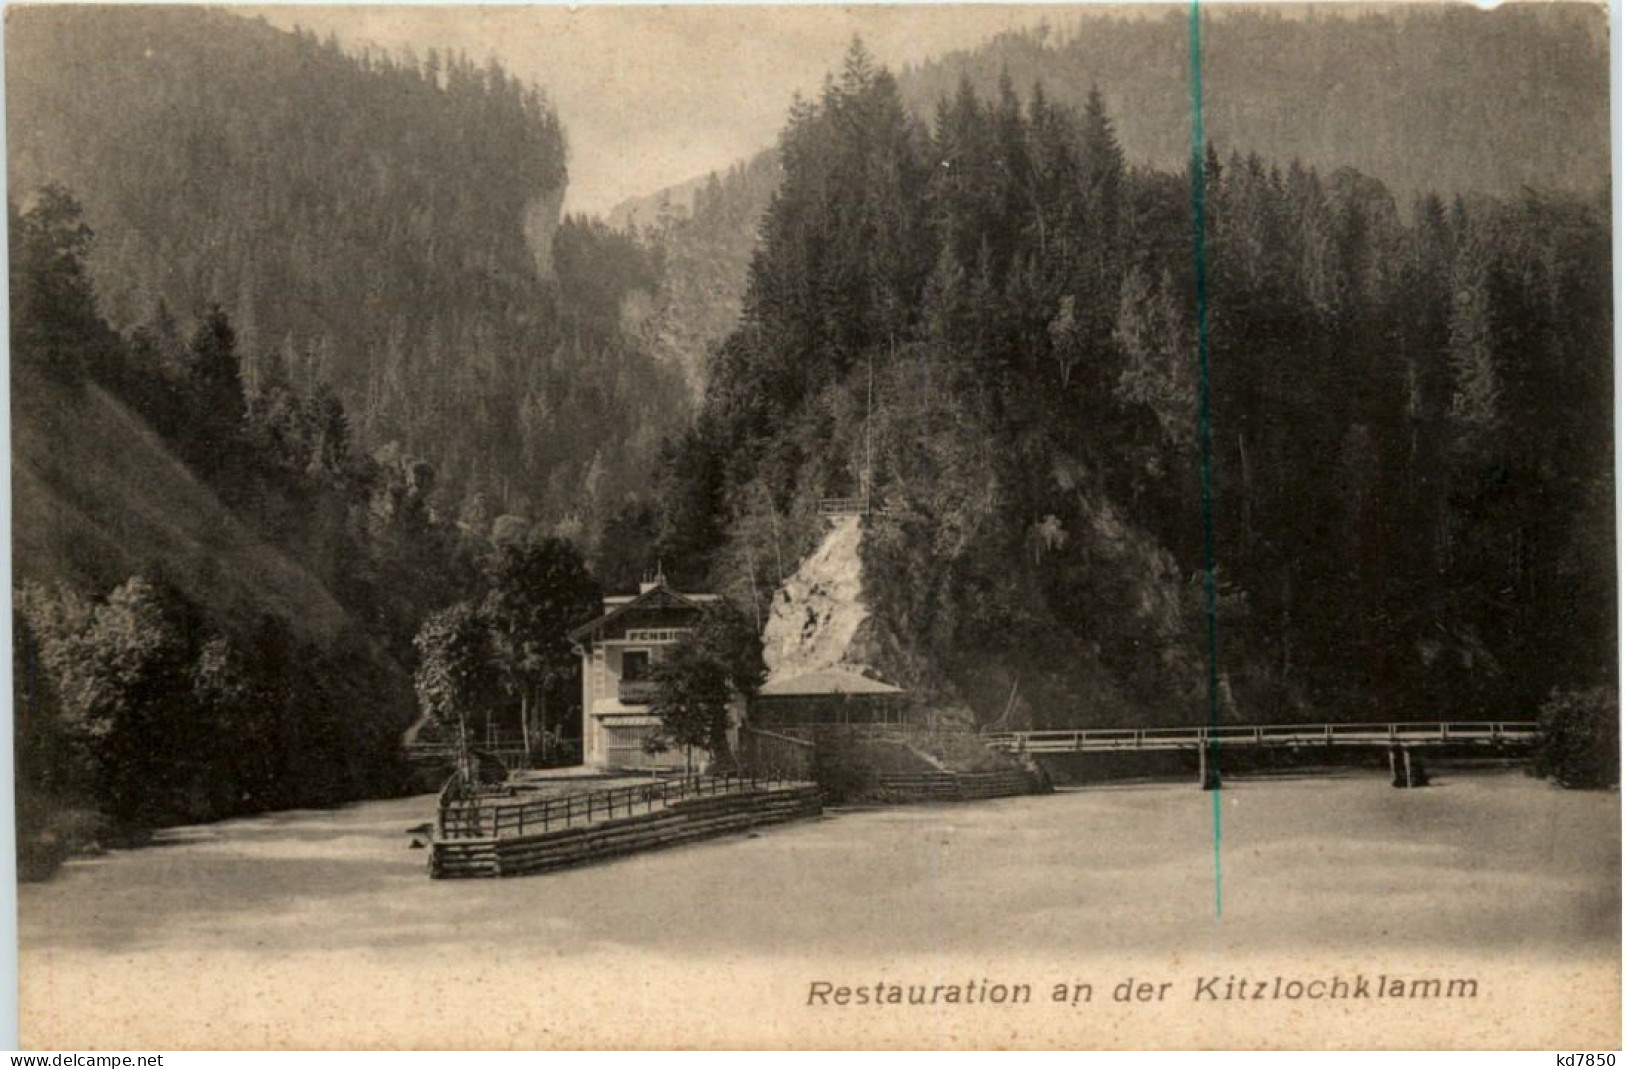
[{"xmin": 5, "ymin": 0, "xmax": 1618, "ymax": 1050}]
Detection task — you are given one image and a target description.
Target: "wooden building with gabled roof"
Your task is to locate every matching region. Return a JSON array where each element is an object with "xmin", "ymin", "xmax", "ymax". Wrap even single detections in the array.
[{"xmin": 567, "ymin": 572, "xmax": 726, "ymax": 770}]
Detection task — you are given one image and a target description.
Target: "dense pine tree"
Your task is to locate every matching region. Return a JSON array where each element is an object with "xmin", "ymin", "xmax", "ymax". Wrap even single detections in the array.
[
  {"xmin": 8, "ymin": 6, "xmax": 688, "ymax": 529},
  {"xmin": 642, "ymin": 43, "xmax": 1613, "ymax": 730}
]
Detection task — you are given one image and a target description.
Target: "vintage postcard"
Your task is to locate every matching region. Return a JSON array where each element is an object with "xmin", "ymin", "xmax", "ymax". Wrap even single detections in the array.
[{"xmin": 7, "ymin": 1, "xmax": 1618, "ymax": 1050}]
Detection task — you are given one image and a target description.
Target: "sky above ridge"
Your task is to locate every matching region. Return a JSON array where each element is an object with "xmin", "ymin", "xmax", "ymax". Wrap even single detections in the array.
[{"xmin": 250, "ymin": 4, "xmax": 1075, "ymax": 216}]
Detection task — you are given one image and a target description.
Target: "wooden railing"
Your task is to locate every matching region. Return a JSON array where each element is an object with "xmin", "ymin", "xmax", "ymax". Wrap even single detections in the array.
[
  {"xmin": 617, "ymin": 679, "xmax": 661, "ymax": 704},
  {"xmin": 982, "ymin": 721, "xmax": 1540, "ymax": 754},
  {"xmin": 754, "ymin": 706, "xmax": 914, "ymax": 728},
  {"xmin": 407, "ymin": 729, "xmax": 530, "ymax": 758},
  {"xmin": 435, "ymin": 771, "xmax": 801, "ymax": 841},
  {"xmin": 818, "ymin": 497, "xmax": 893, "ymax": 517},
  {"xmin": 739, "ymin": 726, "xmax": 818, "ymax": 781}
]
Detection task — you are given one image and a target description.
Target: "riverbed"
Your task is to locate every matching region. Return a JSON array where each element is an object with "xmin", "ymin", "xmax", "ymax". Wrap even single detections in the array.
[{"xmin": 19, "ymin": 769, "xmax": 1619, "ymax": 1048}]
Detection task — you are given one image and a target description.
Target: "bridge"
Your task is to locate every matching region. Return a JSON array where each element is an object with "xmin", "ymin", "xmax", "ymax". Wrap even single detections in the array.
[
  {"xmin": 404, "ymin": 730, "xmax": 554, "ymax": 782},
  {"xmin": 983, "ymin": 721, "xmax": 1539, "ymax": 789},
  {"xmin": 983, "ymin": 721, "xmax": 1539, "ymax": 755}
]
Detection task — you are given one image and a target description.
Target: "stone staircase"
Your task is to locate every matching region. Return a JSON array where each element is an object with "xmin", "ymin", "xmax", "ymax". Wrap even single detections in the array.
[{"xmin": 875, "ymin": 767, "xmax": 1044, "ymax": 803}]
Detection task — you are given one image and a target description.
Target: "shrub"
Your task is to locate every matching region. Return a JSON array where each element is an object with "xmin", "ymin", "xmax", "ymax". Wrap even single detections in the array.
[{"xmin": 1536, "ymin": 686, "xmax": 1619, "ymax": 789}]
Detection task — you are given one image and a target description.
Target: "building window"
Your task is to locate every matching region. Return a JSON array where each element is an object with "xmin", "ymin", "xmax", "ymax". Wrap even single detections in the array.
[{"xmin": 622, "ymin": 649, "xmax": 651, "ymax": 682}]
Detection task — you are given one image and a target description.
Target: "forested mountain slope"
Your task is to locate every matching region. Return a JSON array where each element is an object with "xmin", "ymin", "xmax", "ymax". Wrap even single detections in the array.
[
  {"xmin": 615, "ymin": 4, "xmax": 1609, "ymax": 395},
  {"xmin": 7, "ymin": 5, "xmax": 686, "ymax": 525},
  {"xmin": 903, "ymin": 6, "xmax": 1607, "ymax": 202},
  {"xmin": 5, "ymin": 9, "xmax": 682, "ymax": 863},
  {"xmin": 9, "ymin": 183, "xmax": 449, "ymax": 860},
  {"xmin": 640, "ymin": 44, "xmax": 1613, "ymax": 729},
  {"xmin": 622, "ymin": 154, "xmax": 784, "ymax": 399}
]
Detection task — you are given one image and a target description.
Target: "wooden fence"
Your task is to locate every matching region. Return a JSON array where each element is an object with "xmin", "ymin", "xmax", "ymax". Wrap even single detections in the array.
[
  {"xmin": 817, "ymin": 497, "xmax": 869, "ymax": 516},
  {"xmin": 738, "ymin": 726, "xmax": 818, "ymax": 781},
  {"xmin": 436, "ymin": 771, "xmax": 800, "ymax": 842}
]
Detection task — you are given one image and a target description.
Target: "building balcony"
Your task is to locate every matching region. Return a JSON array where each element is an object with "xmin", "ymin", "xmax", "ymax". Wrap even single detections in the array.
[{"xmin": 617, "ymin": 679, "xmax": 660, "ymax": 705}]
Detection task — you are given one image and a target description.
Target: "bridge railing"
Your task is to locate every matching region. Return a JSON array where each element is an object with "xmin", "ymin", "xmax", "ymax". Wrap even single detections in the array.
[
  {"xmin": 983, "ymin": 721, "xmax": 1539, "ymax": 752},
  {"xmin": 817, "ymin": 497, "xmax": 893, "ymax": 517},
  {"xmin": 407, "ymin": 729, "xmax": 530, "ymax": 759}
]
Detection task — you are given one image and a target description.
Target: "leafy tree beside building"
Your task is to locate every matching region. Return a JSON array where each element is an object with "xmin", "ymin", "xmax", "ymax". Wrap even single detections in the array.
[
  {"xmin": 480, "ymin": 537, "xmax": 601, "ymax": 761},
  {"xmin": 648, "ymin": 602, "xmax": 765, "ymax": 770}
]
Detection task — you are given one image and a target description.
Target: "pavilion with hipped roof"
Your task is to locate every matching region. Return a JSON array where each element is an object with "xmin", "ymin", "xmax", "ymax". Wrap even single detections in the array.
[{"xmin": 752, "ymin": 666, "xmax": 908, "ymax": 728}]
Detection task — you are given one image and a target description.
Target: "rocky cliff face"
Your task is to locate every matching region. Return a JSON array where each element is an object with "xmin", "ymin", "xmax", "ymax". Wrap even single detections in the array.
[
  {"xmin": 758, "ymin": 513, "xmax": 972, "ymax": 727},
  {"xmin": 761, "ymin": 516, "xmax": 879, "ymax": 686},
  {"xmin": 523, "ymin": 184, "xmax": 567, "ymax": 280},
  {"xmin": 760, "ymin": 514, "xmax": 990, "ymax": 731}
]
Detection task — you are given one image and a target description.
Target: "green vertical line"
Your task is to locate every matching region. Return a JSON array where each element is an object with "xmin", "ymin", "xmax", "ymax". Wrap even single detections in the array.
[{"xmin": 1188, "ymin": 0, "xmax": 1222, "ymax": 920}]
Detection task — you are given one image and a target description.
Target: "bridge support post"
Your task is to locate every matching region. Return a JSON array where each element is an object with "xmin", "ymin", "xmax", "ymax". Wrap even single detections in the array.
[
  {"xmin": 1390, "ymin": 746, "xmax": 1429, "ymax": 789},
  {"xmin": 1407, "ymin": 749, "xmax": 1428, "ymax": 788},
  {"xmin": 1198, "ymin": 743, "xmax": 1221, "ymax": 791}
]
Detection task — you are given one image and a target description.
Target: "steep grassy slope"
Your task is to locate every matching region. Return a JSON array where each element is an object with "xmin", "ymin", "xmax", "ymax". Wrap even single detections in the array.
[{"xmin": 13, "ymin": 367, "xmax": 357, "ymax": 645}]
